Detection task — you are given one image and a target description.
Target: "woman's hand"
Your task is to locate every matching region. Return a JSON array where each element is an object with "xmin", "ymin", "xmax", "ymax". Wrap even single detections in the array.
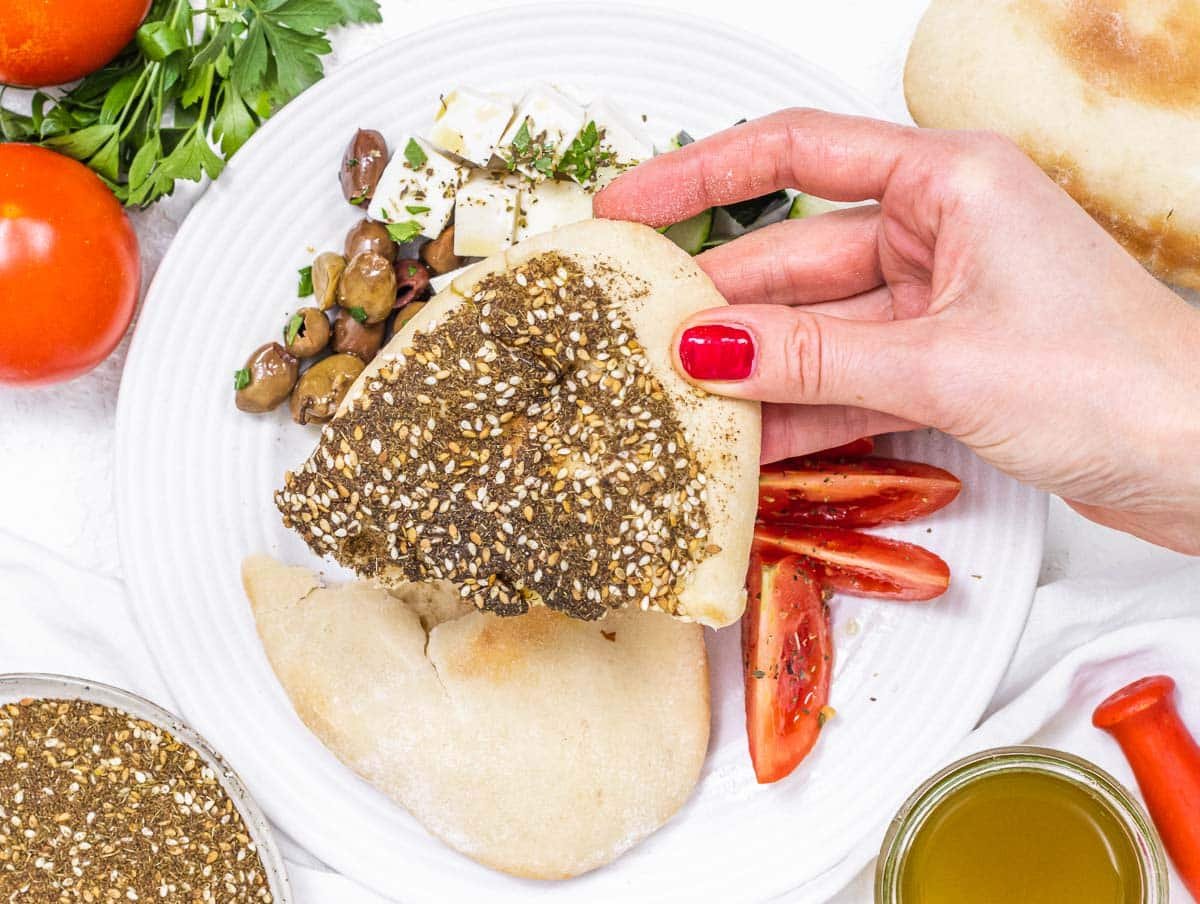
[{"xmin": 594, "ymin": 109, "xmax": 1200, "ymax": 554}]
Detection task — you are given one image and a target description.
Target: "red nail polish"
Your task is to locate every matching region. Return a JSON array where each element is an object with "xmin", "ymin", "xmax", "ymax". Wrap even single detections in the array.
[{"xmin": 678, "ymin": 324, "xmax": 755, "ymax": 381}]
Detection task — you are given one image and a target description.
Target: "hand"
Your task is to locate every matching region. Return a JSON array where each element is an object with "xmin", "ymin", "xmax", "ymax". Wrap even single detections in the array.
[{"xmin": 595, "ymin": 109, "xmax": 1200, "ymax": 554}]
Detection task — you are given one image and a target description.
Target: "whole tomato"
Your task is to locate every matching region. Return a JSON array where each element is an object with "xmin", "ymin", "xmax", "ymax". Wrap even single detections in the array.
[
  {"xmin": 0, "ymin": 144, "xmax": 140, "ymax": 385},
  {"xmin": 0, "ymin": 0, "xmax": 151, "ymax": 87}
]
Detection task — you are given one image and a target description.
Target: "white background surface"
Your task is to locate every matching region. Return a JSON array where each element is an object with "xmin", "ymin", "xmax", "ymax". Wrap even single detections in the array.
[{"xmin": 2, "ymin": 2, "xmax": 1197, "ymax": 902}]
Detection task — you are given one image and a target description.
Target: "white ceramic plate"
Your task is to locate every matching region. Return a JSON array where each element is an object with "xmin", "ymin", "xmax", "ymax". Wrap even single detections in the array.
[{"xmin": 115, "ymin": 6, "xmax": 1047, "ymax": 902}]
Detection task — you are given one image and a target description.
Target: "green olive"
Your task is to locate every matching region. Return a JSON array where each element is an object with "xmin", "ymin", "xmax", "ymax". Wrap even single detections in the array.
[
  {"xmin": 283, "ymin": 307, "xmax": 331, "ymax": 359},
  {"xmin": 290, "ymin": 353, "xmax": 366, "ymax": 425},
  {"xmin": 338, "ymin": 251, "xmax": 396, "ymax": 324},
  {"xmin": 311, "ymin": 252, "xmax": 346, "ymax": 311},
  {"xmin": 345, "ymin": 219, "xmax": 397, "ymax": 262},
  {"xmin": 235, "ymin": 343, "xmax": 299, "ymax": 413},
  {"xmin": 389, "ymin": 301, "xmax": 427, "ymax": 342}
]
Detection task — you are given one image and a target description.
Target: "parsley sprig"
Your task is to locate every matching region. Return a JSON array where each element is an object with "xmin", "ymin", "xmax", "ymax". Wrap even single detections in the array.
[
  {"xmin": 0, "ymin": 0, "xmax": 381, "ymax": 207},
  {"xmin": 557, "ymin": 121, "xmax": 615, "ymax": 185}
]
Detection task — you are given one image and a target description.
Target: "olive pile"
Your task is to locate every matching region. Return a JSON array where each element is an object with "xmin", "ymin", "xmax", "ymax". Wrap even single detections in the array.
[{"xmin": 235, "ymin": 129, "xmax": 462, "ymax": 424}]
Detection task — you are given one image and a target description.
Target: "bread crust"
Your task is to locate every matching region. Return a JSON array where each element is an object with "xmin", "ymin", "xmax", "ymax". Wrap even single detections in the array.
[
  {"xmin": 905, "ymin": 0, "xmax": 1200, "ymax": 287},
  {"xmin": 243, "ymin": 555, "xmax": 710, "ymax": 879}
]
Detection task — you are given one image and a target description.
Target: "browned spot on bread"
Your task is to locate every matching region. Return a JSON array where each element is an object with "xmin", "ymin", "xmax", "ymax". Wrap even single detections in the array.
[
  {"xmin": 1031, "ymin": 146, "xmax": 1200, "ymax": 287},
  {"xmin": 1036, "ymin": 0, "xmax": 1200, "ymax": 108},
  {"xmin": 446, "ymin": 607, "xmax": 572, "ymax": 682}
]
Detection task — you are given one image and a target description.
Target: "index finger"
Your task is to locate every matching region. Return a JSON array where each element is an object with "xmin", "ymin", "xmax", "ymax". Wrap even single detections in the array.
[{"xmin": 593, "ymin": 108, "xmax": 919, "ymax": 227}]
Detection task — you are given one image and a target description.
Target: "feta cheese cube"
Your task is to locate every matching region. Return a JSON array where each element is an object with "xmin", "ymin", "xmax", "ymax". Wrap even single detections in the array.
[
  {"xmin": 454, "ymin": 172, "xmax": 522, "ymax": 258},
  {"xmin": 429, "ymin": 88, "xmax": 514, "ymax": 167},
  {"xmin": 587, "ymin": 98, "xmax": 656, "ymax": 189},
  {"xmin": 515, "ymin": 179, "xmax": 593, "ymax": 243},
  {"xmin": 497, "ymin": 85, "xmax": 585, "ymax": 178},
  {"xmin": 368, "ymin": 137, "xmax": 465, "ymax": 239}
]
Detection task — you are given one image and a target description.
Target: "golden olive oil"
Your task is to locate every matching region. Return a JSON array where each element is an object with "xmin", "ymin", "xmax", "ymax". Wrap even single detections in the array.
[{"xmin": 897, "ymin": 769, "xmax": 1144, "ymax": 904}]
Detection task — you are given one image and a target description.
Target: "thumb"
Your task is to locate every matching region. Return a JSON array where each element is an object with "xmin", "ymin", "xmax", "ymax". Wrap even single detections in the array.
[{"xmin": 673, "ymin": 304, "xmax": 938, "ymax": 424}]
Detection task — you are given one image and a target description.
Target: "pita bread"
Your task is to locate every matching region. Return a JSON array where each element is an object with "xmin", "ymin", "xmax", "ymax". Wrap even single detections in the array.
[
  {"xmin": 905, "ymin": 0, "xmax": 1200, "ymax": 287},
  {"xmin": 277, "ymin": 219, "xmax": 760, "ymax": 627},
  {"xmin": 242, "ymin": 554, "xmax": 709, "ymax": 879}
]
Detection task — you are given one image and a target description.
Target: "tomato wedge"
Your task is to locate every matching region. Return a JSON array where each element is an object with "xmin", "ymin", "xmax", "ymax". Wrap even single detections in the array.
[
  {"xmin": 758, "ymin": 457, "xmax": 961, "ymax": 527},
  {"xmin": 753, "ymin": 524, "xmax": 951, "ymax": 601},
  {"xmin": 811, "ymin": 436, "xmax": 875, "ymax": 458},
  {"xmin": 744, "ymin": 553, "xmax": 833, "ymax": 784}
]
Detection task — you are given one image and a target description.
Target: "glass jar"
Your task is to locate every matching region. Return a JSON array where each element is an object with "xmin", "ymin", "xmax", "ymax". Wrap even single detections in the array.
[{"xmin": 875, "ymin": 746, "xmax": 1168, "ymax": 904}]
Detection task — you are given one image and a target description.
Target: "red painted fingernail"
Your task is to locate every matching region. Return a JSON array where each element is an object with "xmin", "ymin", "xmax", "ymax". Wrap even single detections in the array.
[{"xmin": 678, "ymin": 324, "xmax": 755, "ymax": 380}]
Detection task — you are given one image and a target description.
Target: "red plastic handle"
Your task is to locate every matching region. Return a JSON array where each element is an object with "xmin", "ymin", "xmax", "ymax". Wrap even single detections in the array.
[{"xmin": 1094, "ymin": 675, "xmax": 1200, "ymax": 901}]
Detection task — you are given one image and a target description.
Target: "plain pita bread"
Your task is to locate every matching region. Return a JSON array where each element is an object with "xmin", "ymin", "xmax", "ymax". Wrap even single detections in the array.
[
  {"xmin": 905, "ymin": 0, "xmax": 1200, "ymax": 287},
  {"xmin": 278, "ymin": 219, "xmax": 760, "ymax": 627},
  {"xmin": 242, "ymin": 554, "xmax": 709, "ymax": 879}
]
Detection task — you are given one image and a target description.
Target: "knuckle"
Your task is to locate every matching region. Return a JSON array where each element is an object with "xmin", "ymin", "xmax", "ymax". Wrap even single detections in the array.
[{"xmin": 781, "ymin": 314, "xmax": 828, "ymax": 401}]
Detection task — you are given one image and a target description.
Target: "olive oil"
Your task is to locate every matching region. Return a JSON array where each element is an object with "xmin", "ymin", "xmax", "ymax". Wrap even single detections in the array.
[{"xmin": 897, "ymin": 769, "xmax": 1144, "ymax": 904}]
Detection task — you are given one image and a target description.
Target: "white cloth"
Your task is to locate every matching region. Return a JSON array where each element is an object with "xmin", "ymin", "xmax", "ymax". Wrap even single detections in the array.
[{"xmin": 1, "ymin": 2, "xmax": 1196, "ymax": 901}]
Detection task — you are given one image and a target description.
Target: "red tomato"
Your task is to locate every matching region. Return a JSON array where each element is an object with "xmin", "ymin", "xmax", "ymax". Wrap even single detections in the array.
[
  {"xmin": 753, "ymin": 524, "xmax": 951, "ymax": 601},
  {"xmin": 743, "ymin": 553, "xmax": 832, "ymax": 784},
  {"xmin": 0, "ymin": 0, "xmax": 150, "ymax": 87},
  {"xmin": 0, "ymin": 144, "xmax": 140, "ymax": 385},
  {"xmin": 810, "ymin": 436, "xmax": 876, "ymax": 458},
  {"xmin": 758, "ymin": 457, "xmax": 962, "ymax": 527}
]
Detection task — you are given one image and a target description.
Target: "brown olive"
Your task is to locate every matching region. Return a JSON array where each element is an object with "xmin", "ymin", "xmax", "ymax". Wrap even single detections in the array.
[
  {"xmin": 283, "ymin": 307, "xmax": 331, "ymax": 359},
  {"xmin": 394, "ymin": 258, "xmax": 432, "ymax": 308},
  {"xmin": 312, "ymin": 252, "xmax": 346, "ymax": 311},
  {"xmin": 235, "ymin": 343, "xmax": 299, "ymax": 413},
  {"xmin": 340, "ymin": 129, "xmax": 387, "ymax": 206},
  {"xmin": 420, "ymin": 226, "xmax": 461, "ymax": 275},
  {"xmin": 332, "ymin": 306, "xmax": 386, "ymax": 362},
  {"xmin": 344, "ymin": 219, "xmax": 396, "ymax": 262},
  {"xmin": 391, "ymin": 301, "xmax": 427, "ymax": 339},
  {"xmin": 337, "ymin": 251, "xmax": 396, "ymax": 324},
  {"xmin": 290, "ymin": 354, "xmax": 365, "ymax": 425}
]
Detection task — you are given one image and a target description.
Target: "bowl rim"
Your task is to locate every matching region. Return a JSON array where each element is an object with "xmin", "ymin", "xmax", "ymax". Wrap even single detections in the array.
[{"xmin": 0, "ymin": 671, "xmax": 293, "ymax": 903}]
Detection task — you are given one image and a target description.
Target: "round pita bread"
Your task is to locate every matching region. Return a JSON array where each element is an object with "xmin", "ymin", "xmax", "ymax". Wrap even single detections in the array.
[
  {"xmin": 277, "ymin": 219, "xmax": 760, "ymax": 627},
  {"xmin": 905, "ymin": 0, "xmax": 1200, "ymax": 287},
  {"xmin": 242, "ymin": 555, "xmax": 710, "ymax": 880}
]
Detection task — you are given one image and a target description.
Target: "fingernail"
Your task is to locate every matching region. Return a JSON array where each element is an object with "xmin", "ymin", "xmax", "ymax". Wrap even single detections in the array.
[{"xmin": 678, "ymin": 324, "xmax": 755, "ymax": 381}]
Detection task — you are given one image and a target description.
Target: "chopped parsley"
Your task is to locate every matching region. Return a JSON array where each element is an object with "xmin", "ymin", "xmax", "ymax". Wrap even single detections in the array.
[
  {"xmin": 233, "ymin": 368, "xmax": 251, "ymax": 391},
  {"xmin": 348, "ymin": 306, "xmax": 368, "ymax": 323},
  {"xmin": 511, "ymin": 120, "xmax": 532, "ymax": 154},
  {"xmin": 556, "ymin": 120, "xmax": 615, "ymax": 184},
  {"xmin": 386, "ymin": 220, "xmax": 423, "ymax": 243},
  {"xmin": 404, "ymin": 138, "xmax": 427, "ymax": 168},
  {"xmin": 297, "ymin": 265, "xmax": 313, "ymax": 297},
  {"xmin": 405, "ymin": 204, "xmax": 431, "ymax": 215},
  {"xmin": 283, "ymin": 312, "xmax": 304, "ymax": 346}
]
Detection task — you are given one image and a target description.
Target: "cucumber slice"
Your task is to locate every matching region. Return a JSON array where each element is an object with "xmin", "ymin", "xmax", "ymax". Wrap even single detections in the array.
[
  {"xmin": 662, "ymin": 208, "xmax": 713, "ymax": 255},
  {"xmin": 788, "ymin": 193, "xmax": 842, "ymax": 219}
]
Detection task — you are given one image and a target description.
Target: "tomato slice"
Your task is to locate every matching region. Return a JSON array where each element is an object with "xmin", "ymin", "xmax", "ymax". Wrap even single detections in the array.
[
  {"xmin": 758, "ymin": 457, "xmax": 961, "ymax": 527},
  {"xmin": 744, "ymin": 553, "xmax": 833, "ymax": 784},
  {"xmin": 811, "ymin": 436, "xmax": 875, "ymax": 458},
  {"xmin": 753, "ymin": 524, "xmax": 951, "ymax": 601}
]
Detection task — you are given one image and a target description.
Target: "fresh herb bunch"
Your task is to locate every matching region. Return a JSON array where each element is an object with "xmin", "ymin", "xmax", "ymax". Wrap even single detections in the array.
[{"xmin": 0, "ymin": 0, "xmax": 381, "ymax": 206}]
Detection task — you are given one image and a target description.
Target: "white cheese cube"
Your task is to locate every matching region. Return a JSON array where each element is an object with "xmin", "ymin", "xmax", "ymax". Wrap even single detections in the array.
[
  {"xmin": 515, "ymin": 179, "xmax": 593, "ymax": 243},
  {"xmin": 587, "ymin": 98, "xmax": 656, "ymax": 190},
  {"xmin": 429, "ymin": 88, "xmax": 514, "ymax": 167},
  {"xmin": 497, "ymin": 84, "xmax": 585, "ymax": 178},
  {"xmin": 454, "ymin": 172, "xmax": 522, "ymax": 258},
  {"xmin": 368, "ymin": 137, "xmax": 465, "ymax": 239}
]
